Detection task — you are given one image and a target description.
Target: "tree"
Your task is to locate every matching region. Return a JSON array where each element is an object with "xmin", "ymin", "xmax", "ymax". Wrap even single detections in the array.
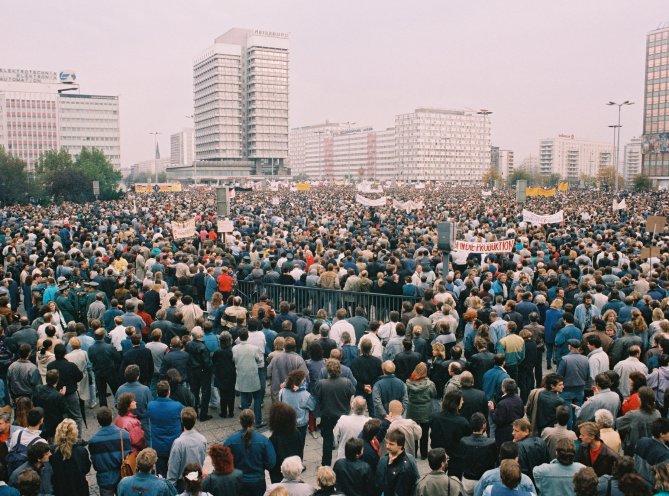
[
  {"xmin": 35, "ymin": 147, "xmax": 121, "ymax": 201},
  {"xmin": 293, "ymin": 172, "xmax": 309, "ymax": 182},
  {"xmin": 507, "ymin": 169, "xmax": 532, "ymax": 187},
  {"xmin": 0, "ymin": 147, "xmax": 33, "ymax": 204},
  {"xmin": 75, "ymin": 147, "xmax": 122, "ymax": 200},
  {"xmin": 597, "ymin": 166, "xmax": 626, "ymax": 190},
  {"xmin": 633, "ymin": 173, "xmax": 653, "ymax": 191},
  {"xmin": 482, "ymin": 167, "xmax": 503, "ymax": 187}
]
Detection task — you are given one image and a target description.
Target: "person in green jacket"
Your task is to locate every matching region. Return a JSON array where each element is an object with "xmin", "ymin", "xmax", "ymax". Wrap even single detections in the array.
[{"xmin": 406, "ymin": 362, "xmax": 437, "ymax": 459}]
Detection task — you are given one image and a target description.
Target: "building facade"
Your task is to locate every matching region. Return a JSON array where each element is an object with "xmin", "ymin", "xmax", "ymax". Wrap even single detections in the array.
[
  {"xmin": 58, "ymin": 94, "xmax": 121, "ymax": 169},
  {"xmin": 624, "ymin": 136, "xmax": 643, "ymax": 184},
  {"xmin": 0, "ymin": 68, "xmax": 120, "ymax": 172},
  {"xmin": 170, "ymin": 128, "xmax": 195, "ymax": 166},
  {"xmin": 133, "ymin": 157, "xmax": 171, "ymax": 178},
  {"xmin": 491, "ymin": 146, "xmax": 514, "ymax": 179},
  {"xmin": 539, "ymin": 134, "xmax": 613, "ymax": 180},
  {"xmin": 189, "ymin": 28, "xmax": 289, "ymax": 179},
  {"xmin": 395, "ymin": 108, "xmax": 490, "ymax": 182},
  {"xmin": 642, "ymin": 23, "xmax": 669, "ymax": 185},
  {"xmin": 300, "ymin": 126, "xmax": 396, "ymax": 180},
  {"xmin": 288, "ymin": 121, "xmax": 351, "ymax": 176}
]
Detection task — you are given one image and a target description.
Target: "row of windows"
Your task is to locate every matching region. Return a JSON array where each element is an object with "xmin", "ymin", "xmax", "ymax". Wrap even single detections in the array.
[
  {"xmin": 3, "ymin": 112, "xmax": 56, "ymax": 119},
  {"xmin": 247, "ymin": 93, "xmax": 288, "ymax": 102},
  {"xmin": 6, "ymin": 100, "xmax": 56, "ymax": 109},
  {"xmin": 248, "ymin": 84, "xmax": 288, "ymax": 93}
]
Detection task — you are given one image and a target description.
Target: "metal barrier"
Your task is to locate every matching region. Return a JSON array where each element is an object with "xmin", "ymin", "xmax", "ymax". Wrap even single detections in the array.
[{"xmin": 235, "ymin": 280, "xmax": 420, "ymax": 321}]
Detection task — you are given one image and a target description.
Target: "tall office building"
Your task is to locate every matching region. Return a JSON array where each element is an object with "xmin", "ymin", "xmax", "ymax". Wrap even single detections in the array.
[
  {"xmin": 642, "ymin": 23, "xmax": 669, "ymax": 186},
  {"xmin": 539, "ymin": 134, "xmax": 613, "ymax": 180},
  {"xmin": 170, "ymin": 128, "xmax": 195, "ymax": 166},
  {"xmin": 624, "ymin": 137, "xmax": 643, "ymax": 184},
  {"xmin": 395, "ymin": 108, "xmax": 491, "ymax": 182},
  {"xmin": 491, "ymin": 146, "xmax": 514, "ymax": 179},
  {"xmin": 289, "ymin": 121, "xmax": 353, "ymax": 176},
  {"xmin": 0, "ymin": 68, "xmax": 121, "ymax": 171},
  {"xmin": 186, "ymin": 28, "xmax": 289, "ymax": 180}
]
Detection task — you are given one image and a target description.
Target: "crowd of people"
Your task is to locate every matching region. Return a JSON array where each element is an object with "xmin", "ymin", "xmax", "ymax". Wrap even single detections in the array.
[{"xmin": 0, "ymin": 184, "xmax": 666, "ymax": 496}]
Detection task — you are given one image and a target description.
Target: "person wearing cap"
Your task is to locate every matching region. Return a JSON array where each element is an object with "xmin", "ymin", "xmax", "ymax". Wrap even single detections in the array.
[
  {"xmin": 557, "ymin": 339, "xmax": 590, "ymax": 427},
  {"xmin": 54, "ymin": 285, "xmax": 76, "ymax": 324}
]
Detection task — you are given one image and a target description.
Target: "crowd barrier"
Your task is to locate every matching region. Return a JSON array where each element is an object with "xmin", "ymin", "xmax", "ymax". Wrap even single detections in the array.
[{"xmin": 235, "ymin": 280, "xmax": 420, "ymax": 321}]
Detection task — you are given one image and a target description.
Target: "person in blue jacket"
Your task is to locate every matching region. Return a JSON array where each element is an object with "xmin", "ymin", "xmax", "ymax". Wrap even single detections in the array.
[
  {"xmin": 147, "ymin": 380, "xmax": 184, "ymax": 477},
  {"xmin": 224, "ymin": 409, "xmax": 276, "ymax": 496},
  {"xmin": 543, "ymin": 299, "xmax": 564, "ymax": 370},
  {"xmin": 117, "ymin": 447, "xmax": 176, "ymax": 496},
  {"xmin": 89, "ymin": 407, "xmax": 131, "ymax": 496}
]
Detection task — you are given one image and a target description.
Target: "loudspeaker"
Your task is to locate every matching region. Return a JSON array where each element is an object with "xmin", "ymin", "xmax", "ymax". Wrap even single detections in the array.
[
  {"xmin": 216, "ymin": 188, "xmax": 229, "ymax": 216},
  {"xmin": 437, "ymin": 222, "xmax": 455, "ymax": 252}
]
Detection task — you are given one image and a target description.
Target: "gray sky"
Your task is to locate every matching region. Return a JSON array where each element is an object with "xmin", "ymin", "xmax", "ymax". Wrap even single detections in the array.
[{"xmin": 3, "ymin": 0, "xmax": 666, "ymax": 168}]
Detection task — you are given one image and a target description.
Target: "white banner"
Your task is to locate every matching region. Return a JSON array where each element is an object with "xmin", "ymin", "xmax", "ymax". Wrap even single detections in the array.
[
  {"xmin": 453, "ymin": 239, "xmax": 515, "ymax": 253},
  {"xmin": 522, "ymin": 209, "xmax": 564, "ymax": 225},
  {"xmin": 356, "ymin": 194, "xmax": 388, "ymax": 207},
  {"xmin": 357, "ymin": 182, "xmax": 384, "ymax": 194},
  {"xmin": 392, "ymin": 199, "xmax": 425, "ymax": 212},
  {"xmin": 482, "ymin": 190, "xmax": 492, "ymax": 197},
  {"xmin": 271, "ymin": 197, "xmax": 280, "ymax": 206},
  {"xmin": 613, "ymin": 198, "xmax": 627, "ymax": 211},
  {"xmin": 217, "ymin": 219, "xmax": 234, "ymax": 233},
  {"xmin": 415, "ymin": 182, "xmax": 425, "ymax": 190},
  {"xmin": 580, "ymin": 212, "xmax": 592, "ymax": 221},
  {"xmin": 172, "ymin": 218, "xmax": 197, "ymax": 240}
]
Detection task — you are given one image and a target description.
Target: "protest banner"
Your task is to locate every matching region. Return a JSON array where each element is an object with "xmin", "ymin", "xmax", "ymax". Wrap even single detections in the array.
[
  {"xmin": 392, "ymin": 199, "xmax": 425, "ymax": 212},
  {"xmin": 217, "ymin": 219, "xmax": 234, "ymax": 233},
  {"xmin": 613, "ymin": 198, "xmax": 627, "ymax": 211},
  {"xmin": 296, "ymin": 183, "xmax": 311, "ymax": 191},
  {"xmin": 453, "ymin": 239, "xmax": 514, "ymax": 253},
  {"xmin": 172, "ymin": 218, "xmax": 196, "ymax": 240},
  {"xmin": 526, "ymin": 187, "xmax": 556, "ymax": 197},
  {"xmin": 356, "ymin": 194, "xmax": 387, "ymax": 207},
  {"xmin": 522, "ymin": 209, "xmax": 564, "ymax": 225}
]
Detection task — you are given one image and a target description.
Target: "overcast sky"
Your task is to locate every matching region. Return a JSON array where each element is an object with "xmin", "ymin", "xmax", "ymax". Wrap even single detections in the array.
[{"xmin": 3, "ymin": 0, "xmax": 666, "ymax": 168}]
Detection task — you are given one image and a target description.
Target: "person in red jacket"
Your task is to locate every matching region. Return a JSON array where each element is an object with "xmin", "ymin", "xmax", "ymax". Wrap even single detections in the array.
[{"xmin": 217, "ymin": 269, "xmax": 233, "ymax": 300}]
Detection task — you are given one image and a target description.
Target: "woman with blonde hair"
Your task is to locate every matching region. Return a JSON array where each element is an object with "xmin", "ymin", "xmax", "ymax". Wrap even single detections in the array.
[
  {"xmin": 50, "ymin": 419, "xmax": 91, "ymax": 495},
  {"xmin": 654, "ymin": 463, "xmax": 669, "ymax": 496},
  {"xmin": 603, "ymin": 309, "xmax": 622, "ymax": 337}
]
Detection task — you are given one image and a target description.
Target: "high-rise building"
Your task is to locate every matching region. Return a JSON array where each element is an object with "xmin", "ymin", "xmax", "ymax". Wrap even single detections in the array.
[
  {"xmin": 170, "ymin": 128, "xmax": 195, "ymax": 166},
  {"xmin": 289, "ymin": 121, "xmax": 353, "ymax": 177},
  {"xmin": 395, "ymin": 108, "xmax": 491, "ymax": 182},
  {"xmin": 642, "ymin": 23, "xmax": 669, "ymax": 186},
  {"xmin": 539, "ymin": 134, "xmax": 613, "ymax": 180},
  {"xmin": 186, "ymin": 28, "xmax": 289, "ymax": 181},
  {"xmin": 0, "ymin": 68, "xmax": 121, "ymax": 171},
  {"xmin": 624, "ymin": 136, "xmax": 643, "ymax": 184}
]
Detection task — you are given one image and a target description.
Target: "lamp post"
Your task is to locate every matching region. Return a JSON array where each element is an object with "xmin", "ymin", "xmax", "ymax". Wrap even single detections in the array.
[
  {"xmin": 607, "ymin": 101, "xmax": 634, "ymax": 192},
  {"xmin": 149, "ymin": 131, "xmax": 161, "ymax": 184},
  {"xmin": 477, "ymin": 109, "xmax": 493, "ymax": 186},
  {"xmin": 186, "ymin": 115, "xmax": 196, "ymax": 184},
  {"xmin": 608, "ymin": 124, "xmax": 621, "ymax": 190}
]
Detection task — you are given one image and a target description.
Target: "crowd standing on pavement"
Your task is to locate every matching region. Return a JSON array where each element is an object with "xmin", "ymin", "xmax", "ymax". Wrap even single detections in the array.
[{"xmin": 0, "ymin": 184, "xmax": 667, "ymax": 496}]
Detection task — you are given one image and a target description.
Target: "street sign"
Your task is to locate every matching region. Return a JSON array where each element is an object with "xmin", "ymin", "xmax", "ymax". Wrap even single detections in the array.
[
  {"xmin": 437, "ymin": 222, "xmax": 455, "ymax": 251},
  {"xmin": 153, "ymin": 184, "xmax": 160, "ymax": 193}
]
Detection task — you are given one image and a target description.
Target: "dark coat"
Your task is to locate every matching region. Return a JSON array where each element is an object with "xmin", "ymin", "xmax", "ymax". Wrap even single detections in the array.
[
  {"xmin": 269, "ymin": 431, "xmax": 303, "ymax": 483},
  {"xmin": 635, "ymin": 437, "xmax": 669, "ymax": 465},
  {"xmin": 517, "ymin": 436, "xmax": 549, "ymax": 480},
  {"xmin": 490, "ymin": 393, "xmax": 525, "ymax": 447},
  {"xmin": 333, "ymin": 458, "xmax": 375, "ymax": 496},
  {"xmin": 459, "ymin": 434, "xmax": 498, "ymax": 480},
  {"xmin": 393, "ymin": 350, "xmax": 422, "ymax": 382},
  {"xmin": 212, "ymin": 347, "xmax": 236, "ymax": 390},
  {"xmin": 32, "ymin": 384, "xmax": 65, "ymax": 439},
  {"xmin": 460, "ymin": 386, "xmax": 489, "ymax": 424},
  {"xmin": 121, "ymin": 346, "xmax": 154, "ymax": 385},
  {"xmin": 430, "ymin": 410, "xmax": 472, "ymax": 478},
  {"xmin": 577, "ymin": 441, "xmax": 620, "ymax": 476},
  {"xmin": 46, "ymin": 358, "xmax": 83, "ymax": 396},
  {"xmin": 468, "ymin": 351, "xmax": 495, "ymax": 390},
  {"xmin": 88, "ymin": 341, "xmax": 121, "ymax": 375},
  {"xmin": 159, "ymin": 349, "xmax": 189, "ymax": 380},
  {"xmin": 535, "ymin": 390, "xmax": 566, "ymax": 434},
  {"xmin": 50, "ymin": 444, "xmax": 92, "ymax": 496}
]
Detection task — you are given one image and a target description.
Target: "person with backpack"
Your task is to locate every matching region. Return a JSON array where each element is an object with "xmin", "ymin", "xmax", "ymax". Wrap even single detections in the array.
[
  {"xmin": 7, "ymin": 442, "xmax": 53, "ymax": 496},
  {"xmin": 7, "ymin": 408, "xmax": 46, "ymax": 477}
]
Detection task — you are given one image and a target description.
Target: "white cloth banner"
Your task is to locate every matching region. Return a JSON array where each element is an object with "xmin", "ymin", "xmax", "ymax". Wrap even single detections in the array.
[
  {"xmin": 522, "ymin": 209, "xmax": 564, "ymax": 225},
  {"xmin": 613, "ymin": 198, "xmax": 627, "ymax": 211},
  {"xmin": 392, "ymin": 199, "xmax": 425, "ymax": 212},
  {"xmin": 271, "ymin": 197, "xmax": 280, "ymax": 206},
  {"xmin": 172, "ymin": 218, "xmax": 197, "ymax": 240},
  {"xmin": 482, "ymin": 191, "xmax": 492, "ymax": 197},
  {"xmin": 580, "ymin": 212, "xmax": 592, "ymax": 221},
  {"xmin": 357, "ymin": 182, "xmax": 384, "ymax": 194},
  {"xmin": 453, "ymin": 239, "xmax": 515, "ymax": 253},
  {"xmin": 356, "ymin": 194, "xmax": 388, "ymax": 207},
  {"xmin": 415, "ymin": 182, "xmax": 425, "ymax": 190}
]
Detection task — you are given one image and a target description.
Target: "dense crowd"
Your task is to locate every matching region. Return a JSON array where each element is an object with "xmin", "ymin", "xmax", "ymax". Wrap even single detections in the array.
[{"xmin": 0, "ymin": 185, "xmax": 668, "ymax": 496}]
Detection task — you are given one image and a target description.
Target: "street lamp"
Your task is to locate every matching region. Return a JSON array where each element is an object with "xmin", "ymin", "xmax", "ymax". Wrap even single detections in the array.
[
  {"xmin": 606, "ymin": 101, "xmax": 634, "ymax": 192},
  {"xmin": 477, "ymin": 109, "xmax": 493, "ymax": 185},
  {"xmin": 186, "ymin": 115, "xmax": 196, "ymax": 184}
]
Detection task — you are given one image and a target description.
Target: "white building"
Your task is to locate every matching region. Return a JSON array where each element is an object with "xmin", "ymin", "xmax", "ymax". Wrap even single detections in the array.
[
  {"xmin": 134, "ymin": 157, "xmax": 171, "ymax": 177},
  {"xmin": 624, "ymin": 137, "xmax": 642, "ymax": 184},
  {"xmin": 300, "ymin": 126, "xmax": 397, "ymax": 180},
  {"xmin": 539, "ymin": 134, "xmax": 613, "ymax": 180},
  {"xmin": 0, "ymin": 68, "xmax": 120, "ymax": 172},
  {"xmin": 190, "ymin": 28, "xmax": 289, "ymax": 178},
  {"xmin": 395, "ymin": 108, "xmax": 491, "ymax": 182},
  {"xmin": 170, "ymin": 128, "xmax": 195, "ymax": 166},
  {"xmin": 288, "ymin": 121, "xmax": 351, "ymax": 176},
  {"xmin": 59, "ymin": 94, "xmax": 121, "ymax": 169}
]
